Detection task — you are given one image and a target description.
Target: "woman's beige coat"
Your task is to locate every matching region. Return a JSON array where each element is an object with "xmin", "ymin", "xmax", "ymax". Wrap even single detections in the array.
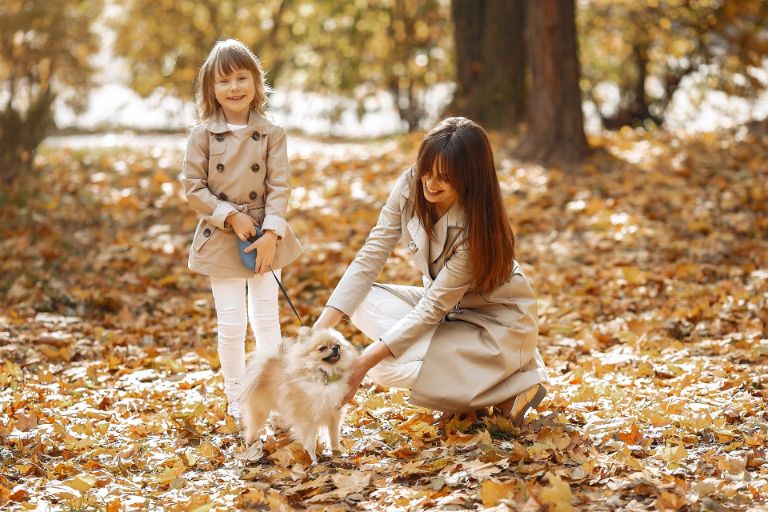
[
  {"xmin": 327, "ymin": 169, "xmax": 547, "ymax": 412},
  {"xmin": 182, "ymin": 111, "xmax": 302, "ymax": 277}
]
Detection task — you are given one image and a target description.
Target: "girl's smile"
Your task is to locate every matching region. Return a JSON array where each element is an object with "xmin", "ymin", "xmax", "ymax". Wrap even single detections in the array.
[{"xmin": 214, "ymin": 67, "xmax": 256, "ymax": 124}]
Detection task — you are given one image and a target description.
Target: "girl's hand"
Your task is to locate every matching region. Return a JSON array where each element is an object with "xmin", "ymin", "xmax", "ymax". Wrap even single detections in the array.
[
  {"xmin": 227, "ymin": 212, "xmax": 257, "ymax": 241},
  {"xmin": 244, "ymin": 230, "xmax": 278, "ymax": 274}
]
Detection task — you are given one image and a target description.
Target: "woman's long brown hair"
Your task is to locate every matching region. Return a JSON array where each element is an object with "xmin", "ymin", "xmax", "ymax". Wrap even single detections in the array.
[{"xmin": 410, "ymin": 117, "xmax": 514, "ymax": 292}]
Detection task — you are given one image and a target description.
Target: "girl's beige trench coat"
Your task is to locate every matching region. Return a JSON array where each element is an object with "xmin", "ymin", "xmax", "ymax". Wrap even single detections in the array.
[
  {"xmin": 327, "ymin": 169, "xmax": 547, "ymax": 412},
  {"xmin": 182, "ymin": 112, "xmax": 302, "ymax": 278}
]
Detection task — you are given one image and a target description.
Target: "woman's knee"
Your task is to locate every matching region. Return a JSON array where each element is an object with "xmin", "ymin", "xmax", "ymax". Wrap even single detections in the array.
[{"xmin": 368, "ymin": 360, "xmax": 420, "ymax": 389}]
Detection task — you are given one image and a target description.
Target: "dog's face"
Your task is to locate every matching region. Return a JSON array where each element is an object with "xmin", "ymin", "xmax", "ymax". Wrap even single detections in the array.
[{"xmin": 290, "ymin": 327, "xmax": 354, "ymax": 372}]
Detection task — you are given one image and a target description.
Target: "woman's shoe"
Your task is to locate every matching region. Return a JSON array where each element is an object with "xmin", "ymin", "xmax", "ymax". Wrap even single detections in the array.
[{"xmin": 507, "ymin": 384, "xmax": 546, "ymax": 427}]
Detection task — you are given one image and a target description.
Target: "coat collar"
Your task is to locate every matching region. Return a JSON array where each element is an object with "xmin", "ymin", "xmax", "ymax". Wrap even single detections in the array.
[
  {"xmin": 207, "ymin": 109, "xmax": 271, "ymax": 134},
  {"xmin": 430, "ymin": 200, "xmax": 466, "ymax": 262},
  {"xmin": 407, "ymin": 200, "xmax": 467, "ymax": 268}
]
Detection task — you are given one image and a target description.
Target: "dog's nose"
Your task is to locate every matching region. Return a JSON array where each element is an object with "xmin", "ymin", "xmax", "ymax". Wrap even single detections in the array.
[{"xmin": 323, "ymin": 345, "xmax": 341, "ymax": 363}]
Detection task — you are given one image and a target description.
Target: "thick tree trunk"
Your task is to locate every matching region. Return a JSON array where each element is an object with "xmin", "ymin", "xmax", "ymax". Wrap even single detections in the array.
[
  {"xmin": 518, "ymin": 0, "xmax": 588, "ymax": 163},
  {"xmin": 448, "ymin": 0, "xmax": 526, "ymax": 130}
]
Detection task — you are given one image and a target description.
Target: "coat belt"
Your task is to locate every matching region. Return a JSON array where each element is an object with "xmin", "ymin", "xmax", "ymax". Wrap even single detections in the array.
[{"xmin": 234, "ymin": 197, "xmax": 266, "ymax": 213}]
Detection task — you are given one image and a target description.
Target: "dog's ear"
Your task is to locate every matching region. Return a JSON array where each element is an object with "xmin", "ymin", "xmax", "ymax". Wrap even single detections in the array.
[{"xmin": 298, "ymin": 326, "xmax": 313, "ymax": 341}]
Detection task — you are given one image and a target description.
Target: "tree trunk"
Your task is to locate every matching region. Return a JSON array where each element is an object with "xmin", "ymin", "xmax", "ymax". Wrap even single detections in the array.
[
  {"xmin": 517, "ymin": 0, "xmax": 588, "ymax": 164},
  {"xmin": 448, "ymin": 0, "xmax": 526, "ymax": 130},
  {"xmin": 602, "ymin": 41, "xmax": 664, "ymax": 129}
]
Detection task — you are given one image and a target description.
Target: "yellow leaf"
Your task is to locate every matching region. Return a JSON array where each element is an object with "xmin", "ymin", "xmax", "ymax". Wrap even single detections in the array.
[
  {"xmin": 480, "ymin": 479, "xmax": 516, "ymax": 508},
  {"xmin": 718, "ymin": 455, "xmax": 747, "ymax": 474},
  {"xmin": 331, "ymin": 471, "xmax": 371, "ymax": 497},
  {"xmin": 657, "ymin": 491, "xmax": 686, "ymax": 510},
  {"xmin": 105, "ymin": 499, "xmax": 121, "ymax": 512},
  {"xmin": 64, "ymin": 473, "xmax": 96, "ymax": 492},
  {"xmin": 197, "ymin": 440, "xmax": 222, "ymax": 460},
  {"xmin": 238, "ymin": 488, "xmax": 266, "ymax": 509},
  {"xmin": 364, "ymin": 394, "xmax": 387, "ymax": 409},
  {"xmin": 539, "ymin": 473, "xmax": 573, "ymax": 512},
  {"xmin": 154, "ymin": 462, "xmax": 185, "ymax": 484},
  {"xmin": 267, "ymin": 492, "xmax": 295, "ymax": 512},
  {"xmin": 661, "ymin": 444, "xmax": 687, "ymax": 463},
  {"xmin": 621, "ymin": 266, "xmax": 646, "ymax": 285}
]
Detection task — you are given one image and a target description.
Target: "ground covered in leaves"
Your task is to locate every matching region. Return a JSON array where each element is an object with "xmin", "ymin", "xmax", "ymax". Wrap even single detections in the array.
[{"xmin": 1, "ymin": 126, "xmax": 766, "ymax": 511}]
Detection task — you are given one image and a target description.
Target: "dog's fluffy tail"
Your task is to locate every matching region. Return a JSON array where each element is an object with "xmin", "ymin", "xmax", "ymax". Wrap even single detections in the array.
[{"xmin": 236, "ymin": 343, "xmax": 286, "ymax": 403}]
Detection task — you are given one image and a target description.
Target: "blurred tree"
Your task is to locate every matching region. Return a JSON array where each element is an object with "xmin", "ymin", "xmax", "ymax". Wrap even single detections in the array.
[
  {"xmin": 111, "ymin": 0, "xmax": 293, "ymax": 107},
  {"xmin": 518, "ymin": 0, "xmax": 588, "ymax": 163},
  {"xmin": 580, "ymin": 0, "xmax": 768, "ymax": 129},
  {"xmin": 0, "ymin": 0, "xmax": 102, "ymax": 182},
  {"xmin": 284, "ymin": 0, "xmax": 453, "ymax": 132},
  {"xmin": 111, "ymin": 0, "xmax": 452, "ymax": 132},
  {"xmin": 448, "ymin": 0, "xmax": 526, "ymax": 130}
]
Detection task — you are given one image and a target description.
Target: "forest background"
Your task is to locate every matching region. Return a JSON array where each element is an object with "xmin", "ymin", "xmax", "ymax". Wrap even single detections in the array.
[{"xmin": 1, "ymin": 0, "xmax": 767, "ymax": 510}]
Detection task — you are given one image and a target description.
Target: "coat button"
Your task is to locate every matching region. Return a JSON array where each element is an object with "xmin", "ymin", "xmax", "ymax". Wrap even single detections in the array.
[
  {"xmin": 215, "ymin": 134, "xmax": 225, "ymax": 142},
  {"xmin": 251, "ymin": 132, "xmax": 261, "ymax": 141},
  {"xmin": 219, "ymin": 193, "xmax": 227, "ymax": 200},
  {"xmin": 251, "ymin": 163, "xmax": 260, "ymax": 172},
  {"xmin": 216, "ymin": 163, "xmax": 224, "ymax": 172},
  {"xmin": 408, "ymin": 241, "xmax": 417, "ymax": 251},
  {"xmin": 203, "ymin": 228, "xmax": 211, "ymax": 237},
  {"xmin": 249, "ymin": 191, "xmax": 258, "ymax": 200}
]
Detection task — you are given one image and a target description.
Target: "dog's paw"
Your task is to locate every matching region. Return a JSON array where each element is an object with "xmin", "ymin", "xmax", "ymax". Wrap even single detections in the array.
[
  {"xmin": 244, "ymin": 427, "xmax": 264, "ymax": 445},
  {"xmin": 267, "ymin": 413, "xmax": 290, "ymax": 434}
]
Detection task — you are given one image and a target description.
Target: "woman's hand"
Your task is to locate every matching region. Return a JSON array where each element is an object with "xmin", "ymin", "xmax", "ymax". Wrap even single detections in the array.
[
  {"xmin": 339, "ymin": 341, "xmax": 394, "ymax": 407},
  {"xmin": 244, "ymin": 230, "xmax": 278, "ymax": 274},
  {"xmin": 340, "ymin": 356, "xmax": 369, "ymax": 405},
  {"xmin": 227, "ymin": 212, "xmax": 257, "ymax": 241}
]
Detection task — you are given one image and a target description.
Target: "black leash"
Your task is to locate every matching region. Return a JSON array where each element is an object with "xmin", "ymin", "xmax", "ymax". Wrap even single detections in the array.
[{"xmin": 269, "ymin": 266, "xmax": 303, "ymax": 326}]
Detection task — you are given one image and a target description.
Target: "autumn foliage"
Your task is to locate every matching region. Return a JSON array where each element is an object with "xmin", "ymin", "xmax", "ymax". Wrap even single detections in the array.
[{"xmin": 0, "ymin": 127, "xmax": 766, "ymax": 510}]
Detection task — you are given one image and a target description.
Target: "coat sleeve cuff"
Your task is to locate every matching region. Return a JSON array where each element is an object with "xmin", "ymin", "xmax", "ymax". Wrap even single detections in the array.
[
  {"xmin": 211, "ymin": 202, "xmax": 238, "ymax": 230},
  {"xmin": 262, "ymin": 215, "xmax": 287, "ymax": 238},
  {"xmin": 325, "ymin": 298, "xmax": 354, "ymax": 319},
  {"xmin": 379, "ymin": 316, "xmax": 425, "ymax": 359}
]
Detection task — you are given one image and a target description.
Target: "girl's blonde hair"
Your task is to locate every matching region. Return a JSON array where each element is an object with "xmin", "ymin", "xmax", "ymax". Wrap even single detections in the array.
[{"xmin": 195, "ymin": 39, "xmax": 271, "ymax": 121}]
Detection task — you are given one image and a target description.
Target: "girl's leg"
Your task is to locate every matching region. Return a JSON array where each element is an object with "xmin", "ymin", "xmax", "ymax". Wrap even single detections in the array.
[
  {"xmin": 350, "ymin": 285, "xmax": 435, "ymax": 390},
  {"xmin": 246, "ymin": 270, "xmax": 281, "ymax": 355},
  {"xmin": 210, "ymin": 277, "xmax": 248, "ymax": 405}
]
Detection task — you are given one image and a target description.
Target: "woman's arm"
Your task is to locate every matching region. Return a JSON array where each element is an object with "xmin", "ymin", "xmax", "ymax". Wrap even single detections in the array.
[
  {"xmin": 314, "ymin": 306, "xmax": 344, "ymax": 329},
  {"xmin": 379, "ymin": 242, "xmax": 473, "ymax": 358},
  {"xmin": 323, "ymin": 171, "xmax": 410, "ymax": 318}
]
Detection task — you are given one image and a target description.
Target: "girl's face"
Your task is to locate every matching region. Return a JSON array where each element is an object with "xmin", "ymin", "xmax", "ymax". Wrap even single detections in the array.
[
  {"xmin": 421, "ymin": 161, "xmax": 458, "ymax": 215},
  {"xmin": 213, "ymin": 67, "xmax": 255, "ymax": 123}
]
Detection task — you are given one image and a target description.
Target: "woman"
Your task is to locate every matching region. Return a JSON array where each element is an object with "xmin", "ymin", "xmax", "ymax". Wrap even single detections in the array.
[{"xmin": 313, "ymin": 117, "xmax": 547, "ymax": 425}]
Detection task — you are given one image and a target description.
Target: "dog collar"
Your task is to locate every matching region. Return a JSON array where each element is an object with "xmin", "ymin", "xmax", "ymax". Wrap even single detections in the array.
[{"xmin": 319, "ymin": 369, "xmax": 342, "ymax": 385}]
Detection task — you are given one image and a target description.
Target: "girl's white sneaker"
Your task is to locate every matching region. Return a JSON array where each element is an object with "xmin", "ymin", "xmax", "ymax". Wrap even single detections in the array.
[{"xmin": 227, "ymin": 400, "xmax": 242, "ymax": 420}]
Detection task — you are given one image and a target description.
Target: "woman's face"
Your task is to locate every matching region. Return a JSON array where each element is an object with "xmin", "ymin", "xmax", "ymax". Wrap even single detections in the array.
[{"xmin": 421, "ymin": 161, "xmax": 458, "ymax": 214}]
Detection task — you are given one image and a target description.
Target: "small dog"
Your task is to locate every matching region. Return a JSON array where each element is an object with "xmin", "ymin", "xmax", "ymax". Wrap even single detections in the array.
[{"xmin": 238, "ymin": 326, "xmax": 355, "ymax": 463}]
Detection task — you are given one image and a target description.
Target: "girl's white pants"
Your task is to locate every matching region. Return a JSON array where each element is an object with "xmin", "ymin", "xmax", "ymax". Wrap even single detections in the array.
[{"xmin": 210, "ymin": 272, "xmax": 281, "ymax": 402}]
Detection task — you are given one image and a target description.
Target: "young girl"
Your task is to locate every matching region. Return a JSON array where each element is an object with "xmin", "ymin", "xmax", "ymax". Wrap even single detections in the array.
[
  {"xmin": 182, "ymin": 39, "xmax": 302, "ymax": 418},
  {"xmin": 314, "ymin": 117, "xmax": 547, "ymax": 425}
]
